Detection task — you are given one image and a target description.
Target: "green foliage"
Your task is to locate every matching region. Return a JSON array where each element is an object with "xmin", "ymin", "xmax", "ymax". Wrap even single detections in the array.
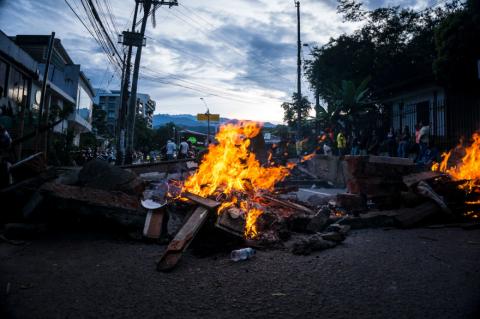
[
  {"xmin": 271, "ymin": 124, "xmax": 290, "ymax": 140},
  {"xmin": 305, "ymin": 0, "xmax": 469, "ymax": 132},
  {"xmin": 433, "ymin": 0, "xmax": 480, "ymax": 92},
  {"xmin": 281, "ymin": 93, "xmax": 311, "ymax": 128},
  {"xmin": 79, "ymin": 132, "xmax": 97, "ymax": 149},
  {"xmin": 134, "ymin": 115, "xmax": 155, "ymax": 152},
  {"xmin": 91, "ymin": 104, "xmax": 110, "ymax": 138}
]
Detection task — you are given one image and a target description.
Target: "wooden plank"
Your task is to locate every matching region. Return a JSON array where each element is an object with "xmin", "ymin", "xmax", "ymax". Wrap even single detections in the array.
[
  {"xmin": 182, "ymin": 192, "xmax": 221, "ymax": 210},
  {"xmin": 403, "ymin": 171, "xmax": 441, "ymax": 188},
  {"xmin": 263, "ymin": 194, "xmax": 314, "ymax": 214},
  {"xmin": 143, "ymin": 208, "xmax": 165, "ymax": 239},
  {"xmin": 157, "ymin": 206, "xmax": 210, "ymax": 272}
]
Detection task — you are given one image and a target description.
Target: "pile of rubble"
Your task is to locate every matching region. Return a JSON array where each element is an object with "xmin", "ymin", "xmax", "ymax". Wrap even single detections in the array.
[{"xmin": 1, "ymin": 133, "xmax": 478, "ymax": 272}]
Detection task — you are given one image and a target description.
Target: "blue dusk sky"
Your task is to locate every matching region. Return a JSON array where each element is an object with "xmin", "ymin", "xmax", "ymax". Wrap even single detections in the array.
[{"xmin": 0, "ymin": 0, "xmax": 437, "ymax": 123}]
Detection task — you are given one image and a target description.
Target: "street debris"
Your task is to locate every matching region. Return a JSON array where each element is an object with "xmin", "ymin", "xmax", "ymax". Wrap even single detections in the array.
[{"xmin": 1, "ymin": 122, "xmax": 479, "ymax": 273}]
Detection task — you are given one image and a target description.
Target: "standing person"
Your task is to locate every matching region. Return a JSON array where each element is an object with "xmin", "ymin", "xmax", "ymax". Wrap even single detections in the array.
[
  {"xmin": 367, "ymin": 130, "xmax": 380, "ymax": 155},
  {"xmin": 178, "ymin": 138, "xmax": 189, "ymax": 159},
  {"xmin": 397, "ymin": 125, "xmax": 411, "ymax": 158},
  {"xmin": 350, "ymin": 131, "xmax": 360, "ymax": 156},
  {"xmin": 418, "ymin": 122, "xmax": 430, "ymax": 160},
  {"xmin": 336, "ymin": 130, "xmax": 347, "ymax": 156},
  {"xmin": 386, "ymin": 127, "xmax": 396, "ymax": 157},
  {"xmin": 414, "ymin": 123, "xmax": 421, "ymax": 161},
  {"xmin": 166, "ymin": 139, "xmax": 176, "ymax": 161}
]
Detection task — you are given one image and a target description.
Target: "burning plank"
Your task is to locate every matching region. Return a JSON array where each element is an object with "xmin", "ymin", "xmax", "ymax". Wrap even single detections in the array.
[{"xmin": 182, "ymin": 192, "xmax": 221, "ymax": 210}]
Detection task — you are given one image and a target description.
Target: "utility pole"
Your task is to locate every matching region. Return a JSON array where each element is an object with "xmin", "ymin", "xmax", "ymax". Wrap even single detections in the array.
[
  {"xmin": 37, "ymin": 32, "xmax": 55, "ymax": 155},
  {"xmin": 124, "ymin": 0, "xmax": 178, "ymax": 164},
  {"xmin": 116, "ymin": 1, "xmax": 140, "ymax": 165},
  {"xmin": 295, "ymin": 1, "xmax": 302, "ymax": 140},
  {"xmin": 200, "ymin": 98, "xmax": 210, "ymax": 145}
]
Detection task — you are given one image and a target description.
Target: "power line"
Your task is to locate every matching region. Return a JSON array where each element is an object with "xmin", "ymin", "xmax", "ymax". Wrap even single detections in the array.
[
  {"xmin": 140, "ymin": 67, "xmax": 282, "ymax": 104},
  {"xmin": 140, "ymin": 73, "xmax": 283, "ymax": 105}
]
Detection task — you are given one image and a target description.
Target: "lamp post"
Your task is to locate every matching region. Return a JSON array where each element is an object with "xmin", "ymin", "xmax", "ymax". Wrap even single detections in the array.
[{"xmin": 200, "ymin": 98, "xmax": 210, "ymax": 146}]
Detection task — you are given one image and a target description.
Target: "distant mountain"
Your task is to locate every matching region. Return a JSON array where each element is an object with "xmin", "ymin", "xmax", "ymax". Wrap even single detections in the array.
[{"xmin": 152, "ymin": 114, "xmax": 276, "ymax": 129}]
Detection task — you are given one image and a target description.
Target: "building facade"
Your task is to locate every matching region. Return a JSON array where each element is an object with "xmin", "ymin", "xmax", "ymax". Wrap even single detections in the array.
[
  {"xmin": 12, "ymin": 34, "xmax": 95, "ymax": 146},
  {"xmin": 0, "ymin": 30, "xmax": 39, "ymax": 157},
  {"xmin": 381, "ymin": 76, "xmax": 480, "ymax": 149},
  {"xmin": 95, "ymin": 90, "xmax": 156, "ymax": 133},
  {"xmin": 136, "ymin": 93, "xmax": 155, "ymax": 128}
]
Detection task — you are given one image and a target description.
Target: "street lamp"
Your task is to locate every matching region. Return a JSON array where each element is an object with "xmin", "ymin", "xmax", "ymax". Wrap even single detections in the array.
[{"xmin": 200, "ymin": 98, "xmax": 211, "ymax": 146}]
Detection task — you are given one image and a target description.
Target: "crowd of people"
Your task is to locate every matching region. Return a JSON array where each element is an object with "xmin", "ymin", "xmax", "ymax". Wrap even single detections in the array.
[{"xmin": 316, "ymin": 122, "xmax": 439, "ymax": 167}]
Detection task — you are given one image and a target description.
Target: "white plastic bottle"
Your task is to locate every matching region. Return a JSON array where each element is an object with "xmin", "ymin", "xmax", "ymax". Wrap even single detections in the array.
[{"xmin": 230, "ymin": 248, "xmax": 256, "ymax": 262}]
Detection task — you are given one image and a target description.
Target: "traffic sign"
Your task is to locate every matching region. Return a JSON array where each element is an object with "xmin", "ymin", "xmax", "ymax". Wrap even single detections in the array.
[{"xmin": 197, "ymin": 113, "xmax": 220, "ymax": 122}]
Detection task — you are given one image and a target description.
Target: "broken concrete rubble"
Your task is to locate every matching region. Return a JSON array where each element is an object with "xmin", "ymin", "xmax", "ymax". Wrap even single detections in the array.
[
  {"xmin": 40, "ymin": 182, "xmax": 146, "ymax": 229},
  {"xmin": 78, "ymin": 160, "xmax": 144, "ymax": 195}
]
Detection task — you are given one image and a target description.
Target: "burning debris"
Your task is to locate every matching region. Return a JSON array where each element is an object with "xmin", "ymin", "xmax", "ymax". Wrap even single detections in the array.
[
  {"xmin": 2, "ymin": 123, "xmax": 480, "ymax": 272},
  {"xmin": 432, "ymin": 133, "xmax": 480, "ymax": 218}
]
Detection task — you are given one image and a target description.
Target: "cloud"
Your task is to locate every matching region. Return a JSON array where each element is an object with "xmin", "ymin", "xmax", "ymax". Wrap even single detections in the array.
[{"xmin": 0, "ymin": 0, "xmax": 407, "ymax": 122}]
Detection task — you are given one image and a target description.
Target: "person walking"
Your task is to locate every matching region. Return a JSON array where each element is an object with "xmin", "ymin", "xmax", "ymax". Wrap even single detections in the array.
[
  {"xmin": 178, "ymin": 138, "xmax": 189, "ymax": 159},
  {"xmin": 166, "ymin": 139, "xmax": 176, "ymax": 161}
]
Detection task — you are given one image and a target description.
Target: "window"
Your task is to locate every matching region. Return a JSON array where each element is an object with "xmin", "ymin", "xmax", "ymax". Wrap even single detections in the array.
[{"xmin": 7, "ymin": 67, "xmax": 29, "ymax": 107}]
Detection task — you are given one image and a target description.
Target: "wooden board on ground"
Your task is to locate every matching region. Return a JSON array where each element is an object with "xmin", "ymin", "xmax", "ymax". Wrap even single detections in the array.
[
  {"xmin": 143, "ymin": 208, "xmax": 165, "ymax": 239},
  {"xmin": 183, "ymin": 192, "xmax": 221, "ymax": 210},
  {"xmin": 157, "ymin": 206, "xmax": 210, "ymax": 272},
  {"xmin": 403, "ymin": 171, "xmax": 441, "ymax": 188}
]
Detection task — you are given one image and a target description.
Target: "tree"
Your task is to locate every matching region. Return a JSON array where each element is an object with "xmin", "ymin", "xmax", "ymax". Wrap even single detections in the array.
[
  {"xmin": 434, "ymin": 0, "xmax": 480, "ymax": 92},
  {"xmin": 91, "ymin": 104, "xmax": 110, "ymax": 138},
  {"xmin": 134, "ymin": 115, "xmax": 155, "ymax": 153},
  {"xmin": 305, "ymin": 0, "xmax": 466, "ymax": 133},
  {"xmin": 152, "ymin": 121, "xmax": 177, "ymax": 151},
  {"xmin": 281, "ymin": 93, "xmax": 311, "ymax": 128}
]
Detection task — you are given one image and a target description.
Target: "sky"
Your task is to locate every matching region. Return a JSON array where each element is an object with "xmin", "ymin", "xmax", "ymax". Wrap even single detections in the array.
[{"xmin": 0, "ymin": 0, "xmax": 435, "ymax": 123}]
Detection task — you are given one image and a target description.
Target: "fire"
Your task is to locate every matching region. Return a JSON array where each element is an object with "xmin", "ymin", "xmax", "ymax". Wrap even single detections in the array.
[
  {"xmin": 182, "ymin": 121, "xmax": 296, "ymax": 238},
  {"xmin": 432, "ymin": 133, "xmax": 480, "ymax": 193},
  {"xmin": 432, "ymin": 133, "xmax": 480, "ymax": 217},
  {"xmin": 245, "ymin": 208, "xmax": 263, "ymax": 239}
]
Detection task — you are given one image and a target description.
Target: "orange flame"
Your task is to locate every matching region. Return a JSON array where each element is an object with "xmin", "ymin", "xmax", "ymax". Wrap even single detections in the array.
[
  {"xmin": 432, "ymin": 133, "xmax": 480, "ymax": 193},
  {"xmin": 182, "ymin": 121, "xmax": 297, "ymax": 238},
  {"xmin": 432, "ymin": 133, "xmax": 480, "ymax": 218},
  {"xmin": 245, "ymin": 208, "xmax": 263, "ymax": 239}
]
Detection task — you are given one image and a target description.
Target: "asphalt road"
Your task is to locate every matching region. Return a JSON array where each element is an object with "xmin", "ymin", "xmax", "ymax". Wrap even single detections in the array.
[{"xmin": 1, "ymin": 227, "xmax": 479, "ymax": 319}]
